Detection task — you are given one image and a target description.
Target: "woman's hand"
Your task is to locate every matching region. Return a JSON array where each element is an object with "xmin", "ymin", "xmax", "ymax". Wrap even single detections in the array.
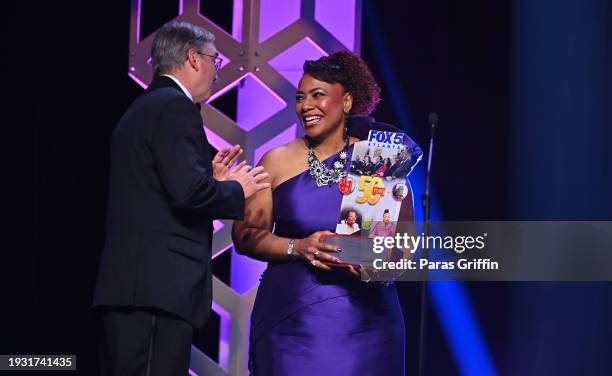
[{"xmin": 292, "ymin": 231, "xmax": 343, "ymax": 271}]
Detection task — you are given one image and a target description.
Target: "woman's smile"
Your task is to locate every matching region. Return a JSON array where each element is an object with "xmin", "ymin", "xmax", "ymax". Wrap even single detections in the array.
[{"xmin": 303, "ymin": 114, "xmax": 323, "ymax": 127}]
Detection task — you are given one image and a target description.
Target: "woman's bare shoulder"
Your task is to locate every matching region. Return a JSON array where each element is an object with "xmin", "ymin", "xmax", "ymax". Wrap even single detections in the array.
[
  {"xmin": 258, "ymin": 139, "xmax": 308, "ymax": 189},
  {"xmin": 259, "ymin": 139, "xmax": 304, "ymax": 166}
]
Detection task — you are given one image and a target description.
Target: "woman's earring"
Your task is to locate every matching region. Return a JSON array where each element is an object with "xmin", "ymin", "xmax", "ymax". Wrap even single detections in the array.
[{"xmin": 343, "ymin": 111, "xmax": 350, "ymax": 140}]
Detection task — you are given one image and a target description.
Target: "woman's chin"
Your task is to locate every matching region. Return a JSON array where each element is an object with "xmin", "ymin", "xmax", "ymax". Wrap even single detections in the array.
[{"xmin": 303, "ymin": 128, "xmax": 324, "ymax": 141}]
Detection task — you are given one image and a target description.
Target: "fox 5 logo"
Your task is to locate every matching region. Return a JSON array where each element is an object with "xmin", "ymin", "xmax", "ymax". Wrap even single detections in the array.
[{"xmin": 368, "ymin": 130, "xmax": 404, "ymax": 145}]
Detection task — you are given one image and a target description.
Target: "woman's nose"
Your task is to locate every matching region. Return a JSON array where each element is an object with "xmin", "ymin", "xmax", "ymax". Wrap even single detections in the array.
[{"xmin": 301, "ymin": 96, "xmax": 315, "ymax": 111}]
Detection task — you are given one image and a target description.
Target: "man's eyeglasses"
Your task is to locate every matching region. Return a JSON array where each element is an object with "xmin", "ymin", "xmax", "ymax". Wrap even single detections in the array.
[{"xmin": 197, "ymin": 51, "xmax": 223, "ymax": 71}]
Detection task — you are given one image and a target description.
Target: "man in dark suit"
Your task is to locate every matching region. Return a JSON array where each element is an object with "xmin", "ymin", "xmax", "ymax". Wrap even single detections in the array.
[
  {"xmin": 384, "ymin": 151, "xmax": 414, "ymax": 180},
  {"xmin": 389, "ymin": 151, "xmax": 413, "ymax": 179},
  {"xmin": 93, "ymin": 20, "xmax": 269, "ymax": 375}
]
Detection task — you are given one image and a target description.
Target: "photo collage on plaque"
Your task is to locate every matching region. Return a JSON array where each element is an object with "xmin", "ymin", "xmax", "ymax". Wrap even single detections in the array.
[{"xmin": 336, "ymin": 131, "xmax": 412, "ymax": 238}]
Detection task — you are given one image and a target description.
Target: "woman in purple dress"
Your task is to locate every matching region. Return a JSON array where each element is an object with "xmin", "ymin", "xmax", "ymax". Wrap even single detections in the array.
[{"xmin": 233, "ymin": 51, "xmax": 419, "ymax": 376}]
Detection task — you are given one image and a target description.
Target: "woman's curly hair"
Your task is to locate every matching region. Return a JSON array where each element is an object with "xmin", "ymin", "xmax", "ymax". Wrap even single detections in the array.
[{"xmin": 303, "ymin": 51, "xmax": 381, "ymax": 116}]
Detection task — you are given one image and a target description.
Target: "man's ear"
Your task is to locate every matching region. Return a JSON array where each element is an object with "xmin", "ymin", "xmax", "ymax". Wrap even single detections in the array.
[
  {"xmin": 187, "ymin": 48, "xmax": 199, "ymax": 71},
  {"xmin": 343, "ymin": 92, "xmax": 353, "ymax": 114}
]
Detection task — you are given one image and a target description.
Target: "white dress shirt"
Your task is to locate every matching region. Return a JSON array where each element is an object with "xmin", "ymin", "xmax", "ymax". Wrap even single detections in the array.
[{"xmin": 162, "ymin": 74, "xmax": 194, "ymax": 102}]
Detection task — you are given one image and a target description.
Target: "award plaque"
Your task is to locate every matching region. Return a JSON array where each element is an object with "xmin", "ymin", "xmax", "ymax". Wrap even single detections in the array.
[{"xmin": 323, "ymin": 130, "xmax": 417, "ymax": 271}]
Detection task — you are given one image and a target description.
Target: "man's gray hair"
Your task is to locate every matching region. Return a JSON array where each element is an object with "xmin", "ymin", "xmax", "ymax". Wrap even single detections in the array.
[{"xmin": 151, "ymin": 20, "xmax": 215, "ymax": 76}]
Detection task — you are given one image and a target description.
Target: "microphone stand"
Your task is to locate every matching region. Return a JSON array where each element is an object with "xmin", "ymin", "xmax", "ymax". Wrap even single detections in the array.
[{"xmin": 417, "ymin": 113, "xmax": 437, "ymax": 376}]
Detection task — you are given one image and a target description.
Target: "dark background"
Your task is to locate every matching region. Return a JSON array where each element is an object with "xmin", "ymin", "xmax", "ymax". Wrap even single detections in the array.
[{"xmin": 9, "ymin": 0, "xmax": 612, "ymax": 375}]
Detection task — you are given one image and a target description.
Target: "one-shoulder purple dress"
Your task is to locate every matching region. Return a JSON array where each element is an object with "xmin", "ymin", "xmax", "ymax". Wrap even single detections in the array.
[{"xmin": 249, "ymin": 145, "xmax": 406, "ymax": 375}]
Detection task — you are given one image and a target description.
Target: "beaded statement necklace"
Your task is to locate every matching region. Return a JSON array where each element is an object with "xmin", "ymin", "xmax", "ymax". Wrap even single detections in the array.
[{"xmin": 307, "ymin": 137, "xmax": 349, "ymax": 187}]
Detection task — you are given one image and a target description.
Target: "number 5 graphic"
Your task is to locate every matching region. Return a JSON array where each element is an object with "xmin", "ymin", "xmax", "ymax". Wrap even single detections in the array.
[{"xmin": 356, "ymin": 176, "xmax": 385, "ymax": 205}]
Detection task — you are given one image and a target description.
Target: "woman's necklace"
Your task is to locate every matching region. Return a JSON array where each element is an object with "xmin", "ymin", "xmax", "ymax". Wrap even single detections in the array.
[{"xmin": 307, "ymin": 137, "xmax": 349, "ymax": 187}]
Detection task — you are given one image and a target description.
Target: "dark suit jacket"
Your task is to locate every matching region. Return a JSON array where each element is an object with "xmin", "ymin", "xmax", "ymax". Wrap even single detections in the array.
[
  {"xmin": 384, "ymin": 161, "xmax": 401, "ymax": 177},
  {"xmin": 93, "ymin": 76, "xmax": 244, "ymax": 328},
  {"xmin": 390, "ymin": 159, "xmax": 411, "ymax": 179}
]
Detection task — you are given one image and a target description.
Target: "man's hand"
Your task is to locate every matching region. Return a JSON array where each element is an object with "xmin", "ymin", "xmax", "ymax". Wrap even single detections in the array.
[
  {"xmin": 213, "ymin": 145, "xmax": 243, "ymax": 181},
  {"xmin": 229, "ymin": 164, "xmax": 271, "ymax": 199}
]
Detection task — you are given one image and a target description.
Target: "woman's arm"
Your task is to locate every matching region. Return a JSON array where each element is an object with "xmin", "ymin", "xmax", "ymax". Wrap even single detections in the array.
[
  {"xmin": 232, "ymin": 149, "xmax": 341, "ymax": 268},
  {"xmin": 231, "ymin": 150, "xmax": 286, "ymax": 261}
]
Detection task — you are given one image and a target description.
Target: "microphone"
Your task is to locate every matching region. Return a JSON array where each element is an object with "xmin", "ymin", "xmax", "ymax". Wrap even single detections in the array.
[
  {"xmin": 418, "ymin": 112, "xmax": 438, "ymax": 376},
  {"xmin": 423, "ymin": 112, "xmax": 437, "ymax": 219}
]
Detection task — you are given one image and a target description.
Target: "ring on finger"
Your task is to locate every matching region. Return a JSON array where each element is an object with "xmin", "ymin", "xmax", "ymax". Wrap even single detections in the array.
[{"xmin": 314, "ymin": 251, "xmax": 320, "ymax": 258}]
